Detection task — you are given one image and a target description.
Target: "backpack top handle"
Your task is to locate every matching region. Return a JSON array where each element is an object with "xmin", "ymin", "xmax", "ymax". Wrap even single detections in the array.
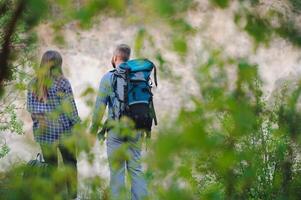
[{"xmin": 120, "ymin": 59, "xmax": 158, "ymax": 87}]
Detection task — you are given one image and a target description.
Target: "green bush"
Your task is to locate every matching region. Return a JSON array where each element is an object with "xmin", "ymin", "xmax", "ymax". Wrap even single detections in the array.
[{"xmin": 1, "ymin": 0, "xmax": 301, "ymax": 199}]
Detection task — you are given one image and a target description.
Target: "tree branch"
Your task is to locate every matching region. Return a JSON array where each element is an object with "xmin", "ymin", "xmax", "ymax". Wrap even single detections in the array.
[
  {"xmin": 0, "ymin": 0, "xmax": 8, "ymax": 17},
  {"xmin": 0, "ymin": 0, "xmax": 26, "ymax": 88}
]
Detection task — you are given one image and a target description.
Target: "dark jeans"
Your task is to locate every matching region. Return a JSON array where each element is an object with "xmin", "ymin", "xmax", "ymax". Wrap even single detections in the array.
[{"xmin": 40, "ymin": 143, "xmax": 77, "ymax": 199}]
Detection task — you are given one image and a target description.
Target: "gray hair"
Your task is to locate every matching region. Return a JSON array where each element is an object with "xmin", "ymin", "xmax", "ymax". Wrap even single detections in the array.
[{"xmin": 114, "ymin": 44, "xmax": 131, "ymax": 61}]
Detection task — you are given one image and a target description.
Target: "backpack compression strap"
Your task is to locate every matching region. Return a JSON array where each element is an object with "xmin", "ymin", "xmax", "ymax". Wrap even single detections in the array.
[{"xmin": 154, "ymin": 64, "xmax": 158, "ymax": 87}]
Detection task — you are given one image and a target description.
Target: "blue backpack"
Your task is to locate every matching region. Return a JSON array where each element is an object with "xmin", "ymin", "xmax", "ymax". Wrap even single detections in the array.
[{"xmin": 111, "ymin": 59, "xmax": 158, "ymax": 136}]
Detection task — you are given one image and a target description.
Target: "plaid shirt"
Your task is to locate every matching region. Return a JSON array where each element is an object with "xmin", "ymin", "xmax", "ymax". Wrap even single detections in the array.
[{"xmin": 27, "ymin": 77, "xmax": 80, "ymax": 144}]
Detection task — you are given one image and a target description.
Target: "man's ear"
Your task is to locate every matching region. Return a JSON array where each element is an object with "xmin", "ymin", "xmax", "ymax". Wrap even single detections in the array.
[
  {"xmin": 111, "ymin": 56, "xmax": 116, "ymax": 68},
  {"xmin": 114, "ymin": 55, "xmax": 118, "ymax": 63}
]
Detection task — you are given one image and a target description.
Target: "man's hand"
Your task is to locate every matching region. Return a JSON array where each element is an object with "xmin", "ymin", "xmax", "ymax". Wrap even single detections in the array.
[
  {"xmin": 90, "ymin": 122, "xmax": 99, "ymax": 135},
  {"xmin": 88, "ymin": 122, "xmax": 99, "ymax": 147},
  {"xmin": 88, "ymin": 133, "xmax": 97, "ymax": 147},
  {"xmin": 97, "ymin": 131, "xmax": 106, "ymax": 142}
]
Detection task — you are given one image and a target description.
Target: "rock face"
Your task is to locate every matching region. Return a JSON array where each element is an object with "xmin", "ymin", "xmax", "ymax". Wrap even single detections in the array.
[{"xmin": 1, "ymin": 2, "xmax": 301, "ymax": 192}]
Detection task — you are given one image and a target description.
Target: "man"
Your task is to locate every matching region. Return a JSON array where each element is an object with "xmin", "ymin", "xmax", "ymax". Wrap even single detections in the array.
[{"xmin": 91, "ymin": 44, "xmax": 148, "ymax": 200}]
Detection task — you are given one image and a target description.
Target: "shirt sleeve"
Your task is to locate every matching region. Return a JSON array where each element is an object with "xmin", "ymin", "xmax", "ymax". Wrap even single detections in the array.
[
  {"xmin": 97, "ymin": 73, "xmax": 112, "ymax": 107},
  {"xmin": 92, "ymin": 73, "xmax": 112, "ymax": 124},
  {"xmin": 26, "ymin": 82, "xmax": 54, "ymax": 114},
  {"xmin": 58, "ymin": 78, "xmax": 81, "ymax": 126}
]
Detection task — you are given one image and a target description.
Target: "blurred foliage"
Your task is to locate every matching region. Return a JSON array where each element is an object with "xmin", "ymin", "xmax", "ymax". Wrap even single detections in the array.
[
  {"xmin": 2, "ymin": 0, "xmax": 301, "ymax": 87},
  {"xmin": 0, "ymin": 142, "xmax": 10, "ymax": 159},
  {"xmin": 0, "ymin": 105, "xmax": 24, "ymax": 135},
  {"xmin": 0, "ymin": 0, "xmax": 37, "ymax": 157},
  {"xmin": 145, "ymin": 50, "xmax": 301, "ymax": 199},
  {"xmin": 0, "ymin": 0, "xmax": 42, "ymax": 89},
  {"xmin": 1, "ymin": 0, "xmax": 301, "ymax": 199},
  {"xmin": 289, "ymin": 0, "xmax": 301, "ymax": 13},
  {"xmin": 243, "ymin": 14, "xmax": 272, "ymax": 45},
  {"xmin": 210, "ymin": 0, "xmax": 230, "ymax": 8},
  {"xmin": 234, "ymin": 0, "xmax": 301, "ymax": 48}
]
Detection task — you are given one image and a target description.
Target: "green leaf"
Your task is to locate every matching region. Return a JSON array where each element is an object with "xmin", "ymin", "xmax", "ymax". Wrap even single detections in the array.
[
  {"xmin": 210, "ymin": 0, "xmax": 230, "ymax": 9},
  {"xmin": 172, "ymin": 36, "xmax": 187, "ymax": 55}
]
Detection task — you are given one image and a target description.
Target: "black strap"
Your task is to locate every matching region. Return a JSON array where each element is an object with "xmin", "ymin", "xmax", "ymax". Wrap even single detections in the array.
[
  {"xmin": 150, "ymin": 99, "xmax": 158, "ymax": 126},
  {"xmin": 153, "ymin": 64, "xmax": 158, "ymax": 87},
  {"xmin": 112, "ymin": 72, "xmax": 124, "ymax": 102},
  {"xmin": 111, "ymin": 72, "xmax": 117, "ymax": 119},
  {"xmin": 37, "ymin": 153, "xmax": 43, "ymax": 162},
  {"xmin": 98, "ymin": 119, "xmax": 110, "ymax": 137},
  {"xmin": 124, "ymin": 69, "xmax": 130, "ymax": 113}
]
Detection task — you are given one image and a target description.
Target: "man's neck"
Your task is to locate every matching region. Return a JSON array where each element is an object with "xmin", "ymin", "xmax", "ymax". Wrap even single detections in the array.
[{"xmin": 115, "ymin": 60, "xmax": 125, "ymax": 68}]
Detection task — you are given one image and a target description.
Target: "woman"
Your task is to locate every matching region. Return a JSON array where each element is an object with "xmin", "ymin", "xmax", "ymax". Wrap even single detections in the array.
[{"xmin": 27, "ymin": 50, "xmax": 80, "ymax": 199}]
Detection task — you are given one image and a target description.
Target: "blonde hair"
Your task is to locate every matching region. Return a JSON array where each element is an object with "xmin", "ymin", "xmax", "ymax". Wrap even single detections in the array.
[{"xmin": 33, "ymin": 50, "xmax": 63, "ymax": 101}]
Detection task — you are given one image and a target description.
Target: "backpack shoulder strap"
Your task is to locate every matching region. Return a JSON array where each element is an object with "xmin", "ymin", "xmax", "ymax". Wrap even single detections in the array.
[
  {"xmin": 110, "ymin": 70, "xmax": 117, "ymax": 88},
  {"xmin": 153, "ymin": 64, "xmax": 158, "ymax": 87},
  {"xmin": 147, "ymin": 60, "xmax": 158, "ymax": 87}
]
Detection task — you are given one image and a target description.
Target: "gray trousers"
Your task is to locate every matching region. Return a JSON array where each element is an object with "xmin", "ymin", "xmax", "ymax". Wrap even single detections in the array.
[{"xmin": 106, "ymin": 131, "xmax": 148, "ymax": 200}]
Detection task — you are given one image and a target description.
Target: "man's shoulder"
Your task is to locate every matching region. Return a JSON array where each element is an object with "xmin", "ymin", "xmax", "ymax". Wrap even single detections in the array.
[
  {"xmin": 106, "ymin": 69, "xmax": 115, "ymax": 76},
  {"xmin": 101, "ymin": 70, "xmax": 115, "ymax": 82},
  {"xmin": 98, "ymin": 70, "xmax": 115, "ymax": 92}
]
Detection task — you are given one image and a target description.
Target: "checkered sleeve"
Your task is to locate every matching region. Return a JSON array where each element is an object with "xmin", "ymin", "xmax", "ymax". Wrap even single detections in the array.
[
  {"xmin": 58, "ymin": 78, "xmax": 81, "ymax": 126},
  {"xmin": 27, "ymin": 82, "xmax": 54, "ymax": 114}
]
